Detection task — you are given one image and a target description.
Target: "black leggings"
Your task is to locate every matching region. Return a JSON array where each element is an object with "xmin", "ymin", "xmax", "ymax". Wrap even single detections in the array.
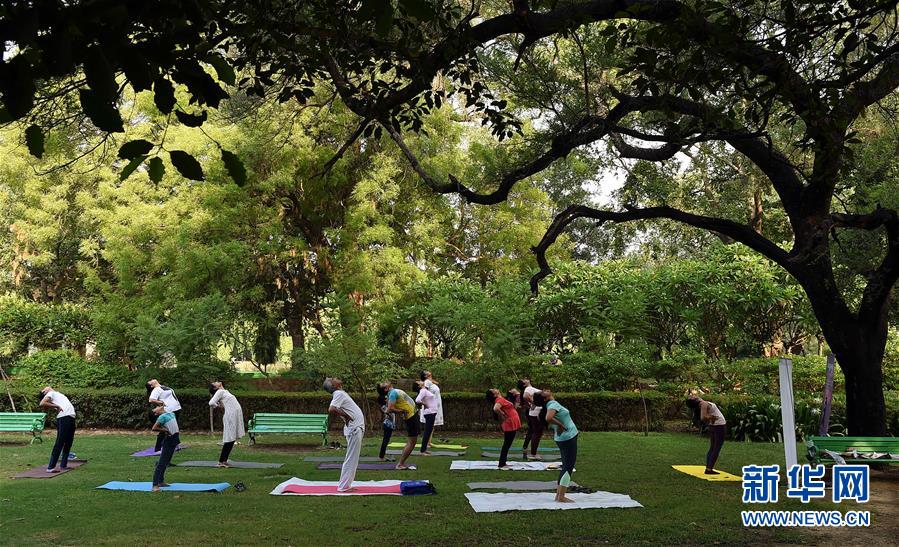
[
  {"xmin": 219, "ymin": 441, "xmax": 235, "ymax": 463},
  {"xmin": 48, "ymin": 416, "xmax": 76, "ymax": 470},
  {"xmin": 557, "ymin": 434, "xmax": 578, "ymax": 485},
  {"xmin": 522, "ymin": 414, "xmax": 544, "ymax": 455},
  {"xmin": 153, "ymin": 433, "xmax": 180, "ymax": 486},
  {"xmin": 498, "ymin": 430, "xmax": 517, "ymax": 467},
  {"xmin": 706, "ymin": 424, "xmax": 726, "ymax": 470},
  {"xmin": 154, "ymin": 409, "xmax": 179, "ymax": 451},
  {"xmin": 379, "ymin": 423, "xmax": 393, "ymax": 459},
  {"xmin": 420, "ymin": 413, "xmax": 436, "ymax": 453}
]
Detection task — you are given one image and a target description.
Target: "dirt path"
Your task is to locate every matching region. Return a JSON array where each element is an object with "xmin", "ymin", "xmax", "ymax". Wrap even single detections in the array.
[{"xmin": 805, "ymin": 468, "xmax": 899, "ymax": 545}]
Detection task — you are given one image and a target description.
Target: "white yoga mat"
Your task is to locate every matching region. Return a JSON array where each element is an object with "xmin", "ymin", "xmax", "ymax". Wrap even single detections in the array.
[
  {"xmin": 269, "ymin": 477, "xmax": 404, "ymax": 496},
  {"xmin": 451, "ymin": 460, "xmax": 561, "ymax": 471},
  {"xmin": 464, "ymin": 492, "xmax": 643, "ymax": 512}
]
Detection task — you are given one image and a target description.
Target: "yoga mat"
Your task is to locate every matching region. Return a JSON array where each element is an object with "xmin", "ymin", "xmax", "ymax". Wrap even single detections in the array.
[
  {"xmin": 671, "ymin": 465, "xmax": 742, "ymax": 482},
  {"xmin": 176, "ymin": 461, "xmax": 283, "ymax": 469},
  {"xmin": 387, "ymin": 450, "xmax": 464, "ymax": 457},
  {"xmin": 96, "ymin": 481, "xmax": 231, "ymax": 492},
  {"xmin": 467, "ymin": 480, "xmax": 579, "ymax": 491},
  {"xmin": 270, "ymin": 477, "xmax": 406, "ymax": 496},
  {"xmin": 304, "ymin": 456, "xmax": 392, "ymax": 463},
  {"xmin": 14, "ymin": 460, "xmax": 87, "ymax": 479},
  {"xmin": 316, "ymin": 462, "xmax": 415, "ymax": 470},
  {"xmin": 130, "ymin": 444, "xmax": 187, "ymax": 457},
  {"xmin": 465, "ymin": 491, "xmax": 643, "ymax": 512},
  {"xmin": 482, "ymin": 446, "xmax": 558, "ymax": 453},
  {"xmin": 480, "ymin": 452, "xmax": 561, "ymax": 460},
  {"xmin": 388, "ymin": 442, "xmax": 466, "ymax": 450},
  {"xmin": 451, "ymin": 461, "xmax": 561, "ymax": 471}
]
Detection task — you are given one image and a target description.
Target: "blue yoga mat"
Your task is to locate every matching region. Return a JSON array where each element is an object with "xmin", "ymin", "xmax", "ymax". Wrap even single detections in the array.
[{"xmin": 96, "ymin": 481, "xmax": 230, "ymax": 492}]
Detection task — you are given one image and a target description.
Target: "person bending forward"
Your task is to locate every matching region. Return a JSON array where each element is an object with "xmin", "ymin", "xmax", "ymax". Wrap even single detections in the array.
[
  {"xmin": 38, "ymin": 387, "xmax": 76, "ymax": 473},
  {"xmin": 379, "ymin": 381, "xmax": 418, "ymax": 470},
  {"xmin": 209, "ymin": 381, "xmax": 246, "ymax": 467},
  {"xmin": 147, "ymin": 379, "xmax": 181, "ymax": 453},
  {"xmin": 686, "ymin": 395, "xmax": 727, "ymax": 475},
  {"xmin": 325, "ymin": 378, "xmax": 365, "ymax": 492},
  {"xmin": 151, "ymin": 406, "xmax": 180, "ymax": 492},
  {"xmin": 486, "ymin": 388, "xmax": 521, "ymax": 469}
]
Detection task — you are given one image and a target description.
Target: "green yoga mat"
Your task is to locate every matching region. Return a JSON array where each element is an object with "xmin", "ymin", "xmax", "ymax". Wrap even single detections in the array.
[{"xmin": 387, "ymin": 442, "xmax": 467, "ymax": 450}]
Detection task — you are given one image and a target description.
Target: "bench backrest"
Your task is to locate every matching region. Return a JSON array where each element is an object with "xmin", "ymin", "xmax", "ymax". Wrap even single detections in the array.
[
  {"xmin": 0, "ymin": 412, "xmax": 47, "ymax": 428},
  {"xmin": 250, "ymin": 413, "xmax": 328, "ymax": 429},
  {"xmin": 809, "ymin": 436, "xmax": 899, "ymax": 452}
]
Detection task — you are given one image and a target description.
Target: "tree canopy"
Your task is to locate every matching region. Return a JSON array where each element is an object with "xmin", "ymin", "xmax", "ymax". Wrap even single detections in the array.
[{"xmin": 1, "ymin": 0, "xmax": 898, "ymax": 434}]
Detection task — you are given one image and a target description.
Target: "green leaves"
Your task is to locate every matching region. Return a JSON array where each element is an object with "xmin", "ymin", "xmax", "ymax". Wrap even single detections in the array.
[
  {"xmin": 206, "ymin": 54, "xmax": 236, "ymax": 86},
  {"xmin": 169, "ymin": 150, "xmax": 204, "ymax": 181},
  {"xmin": 119, "ymin": 155, "xmax": 147, "ymax": 181},
  {"xmin": 399, "ymin": 0, "xmax": 435, "ymax": 20},
  {"xmin": 360, "ymin": 0, "xmax": 394, "ymax": 36},
  {"xmin": 147, "ymin": 156, "xmax": 165, "ymax": 183},
  {"xmin": 175, "ymin": 109, "xmax": 208, "ymax": 127},
  {"xmin": 83, "ymin": 45, "xmax": 117, "ymax": 101},
  {"xmin": 79, "ymin": 89, "xmax": 124, "ymax": 132},
  {"xmin": 117, "ymin": 139, "xmax": 154, "ymax": 159},
  {"xmin": 153, "ymin": 78, "xmax": 176, "ymax": 114},
  {"xmin": 221, "ymin": 149, "xmax": 247, "ymax": 186},
  {"xmin": 25, "ymin": 125, "xmax": 44, "ymax": 158}
]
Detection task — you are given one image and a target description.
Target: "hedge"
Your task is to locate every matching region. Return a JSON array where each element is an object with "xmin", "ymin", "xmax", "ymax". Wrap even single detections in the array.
[{"xmin": 0, "ymin": 389, "xmax": 666, "ymax": 433}]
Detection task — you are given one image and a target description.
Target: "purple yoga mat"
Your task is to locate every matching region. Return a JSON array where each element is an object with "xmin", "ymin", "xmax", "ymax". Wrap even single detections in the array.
[
  {"xmin": 131, "ymin": 444, "xmax": 187, "ymax": 457},
  {"xmin": 14, "ymin": 460, "xmax": 87, "ymax": 479},
  {"xmin": 316, "ymin": 462, "xmax": 415, "ymax": 471}
]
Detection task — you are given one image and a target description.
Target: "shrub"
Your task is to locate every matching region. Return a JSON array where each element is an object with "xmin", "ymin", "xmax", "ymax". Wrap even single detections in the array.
[
  {"xmin": 0, "ymin": 388, "xmax": 666, "ymax": 432},
  {"xmin": 14, "ymin": 349, "xmax": 133, "ymax": 389}
]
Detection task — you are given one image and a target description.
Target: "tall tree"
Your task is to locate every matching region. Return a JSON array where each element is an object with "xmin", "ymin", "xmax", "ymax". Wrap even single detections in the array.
[{"xmin": 3, "ymin": 0, "xmax": 897, "ymax": 433}]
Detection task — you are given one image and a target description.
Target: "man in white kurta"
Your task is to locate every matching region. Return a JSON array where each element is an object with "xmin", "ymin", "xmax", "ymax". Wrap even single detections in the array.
[{"xmin": 324, "ymin": 378, "xmax": 365, "ymax": 492}]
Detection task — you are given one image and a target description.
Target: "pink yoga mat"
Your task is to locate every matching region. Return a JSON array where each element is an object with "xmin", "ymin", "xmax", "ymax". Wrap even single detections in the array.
[
  {"xmin": 283, "ymin": 484, "xmax": 402, "ymax": 495},
  {"xmin": 14, "ymin": 460, "xmax": 87, "ymax": 479}
]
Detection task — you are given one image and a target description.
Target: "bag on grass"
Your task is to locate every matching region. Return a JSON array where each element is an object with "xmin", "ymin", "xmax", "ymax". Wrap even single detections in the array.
[{"xmin": 400, "ymin": 480, "xmax": 436, "ymax": 496}]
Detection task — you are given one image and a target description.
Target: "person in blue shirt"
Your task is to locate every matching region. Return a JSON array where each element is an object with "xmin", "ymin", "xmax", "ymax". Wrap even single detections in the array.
[
  {"xmin": 150, "ymin": 406, "xmax": 180, "ymax": 491},
  {"xmin": 534, "ymin": 389, "xmax": 578, "ymax": 503}
]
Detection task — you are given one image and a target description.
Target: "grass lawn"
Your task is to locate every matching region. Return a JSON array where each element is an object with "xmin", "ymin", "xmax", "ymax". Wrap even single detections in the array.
[{"xmin": 0, "ymin": 430, "xmax": 885, "ymax": 545}]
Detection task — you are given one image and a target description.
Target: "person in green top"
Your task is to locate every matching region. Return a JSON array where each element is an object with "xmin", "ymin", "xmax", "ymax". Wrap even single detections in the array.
[
  {"xmin": 534, "ymin": 389, "xmax": 578, "ymax": 503},
  {"xmin": 378, "ymin": 381, "xmax": 419, "ymax": 470}
]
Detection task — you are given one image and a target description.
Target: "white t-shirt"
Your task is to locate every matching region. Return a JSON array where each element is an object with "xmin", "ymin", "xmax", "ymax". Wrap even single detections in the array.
[
  {"xmin": 706, "ymin": 402, "xmax": 726, "ymax": 426},
  {"xmin": 45, "ymin": 390, "xmax": 75, "ymax": 418},
  {"xmin": 330, "ymin": 389, "xmax": 364, "ymax": 432},
  {"xmin": 149, "ymin": 386, "xmax": 181, "ymax": 412},
  {"xmin": 416, "ymin": 387, "xmax": 438, "ymax": 415},
  {"xmin": 524, "ymin": 385, "xmax": 542, "ymax": 416}
]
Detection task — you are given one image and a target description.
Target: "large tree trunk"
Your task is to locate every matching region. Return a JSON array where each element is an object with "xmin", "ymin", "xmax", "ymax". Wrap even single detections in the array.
[{"xmin": 800, "ymin": 263, "xmax": 889, "ymax": 436}]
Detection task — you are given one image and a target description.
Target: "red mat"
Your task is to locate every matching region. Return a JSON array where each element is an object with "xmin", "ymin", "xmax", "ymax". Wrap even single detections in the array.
[
  {"xmin": 283, "ymin": 484, "xmax": 402, "ymax": 495},
  {"xmin": 14, "ymin": 460, "xmax": 88, "ymax": 479}
]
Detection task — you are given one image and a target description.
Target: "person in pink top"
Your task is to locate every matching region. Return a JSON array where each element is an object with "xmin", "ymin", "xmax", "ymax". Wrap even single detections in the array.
[{"xmin": 486, "ymin": 388, "xmax": 521, "ymax": 469}]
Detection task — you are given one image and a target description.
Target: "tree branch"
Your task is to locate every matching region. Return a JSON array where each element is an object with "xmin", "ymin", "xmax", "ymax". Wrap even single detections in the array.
[{"xmin": 530, "ymin": 204, "xmax": 793, "ymax": 292}]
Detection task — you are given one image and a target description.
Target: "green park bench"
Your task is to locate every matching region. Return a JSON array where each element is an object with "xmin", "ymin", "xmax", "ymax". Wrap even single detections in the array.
[
  {"xmin": 247, "ymin": 413, "xmax": 329, "ymax": 446},
  {"xmin": 806, "ymin": 436, "xmax": 899, "ymax": 465},
  {"xmin": 0, "ymin": 412, "xmax": 47, "ymax": 444}
]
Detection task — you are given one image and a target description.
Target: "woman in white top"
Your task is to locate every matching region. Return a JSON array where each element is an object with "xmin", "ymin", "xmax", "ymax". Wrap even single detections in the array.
[
  {"xmin": 209, "ymin": 382, "xmax": 246, "ymax": 467},
  {"xmin": 686, "ymin": 395, "xmax": 727, "ymax": 475},
  {"xmin": 419, "ymin": 371, "xmax": 444, "ymax": 427},
  {"xmin": 147, "ymin": 379, "xmax": 181, "ymax": 453},
  {"xmin": 416, "ymin": 380, "xmax": 439, "ymax": 454},
  {"xmin": 38, "ymin": 387, "xmax": 76, "ymax": 473}
]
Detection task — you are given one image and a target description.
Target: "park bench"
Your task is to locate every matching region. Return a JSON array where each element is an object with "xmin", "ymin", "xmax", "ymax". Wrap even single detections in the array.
[
  {"xmin": 806, "ymin": 436, "xmax": 899, "ymax": 465},
  {"xmin": 0, "ymin": 412, "xmax": 47, "ymax": 444},
  {"xmin": 247, "ymin": 413, "xmax": 329, "ymax": 446}
]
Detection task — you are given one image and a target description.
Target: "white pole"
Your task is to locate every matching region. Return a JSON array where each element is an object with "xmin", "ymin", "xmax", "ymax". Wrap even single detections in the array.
[{"xmin": 779, "ymin": 358, "xmax": 798, "ymax": 469}]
